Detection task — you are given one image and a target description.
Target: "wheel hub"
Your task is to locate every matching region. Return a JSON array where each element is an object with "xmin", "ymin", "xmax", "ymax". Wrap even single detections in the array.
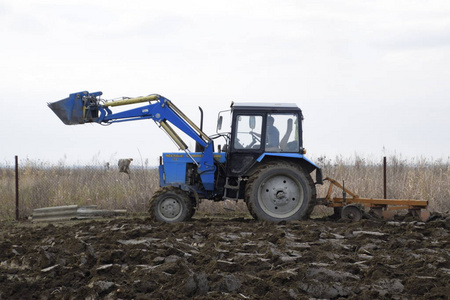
[
  {"xmin": 276, "ymin": 190, "xmax": 286, "ymax": 199},
  {"xmin": 159, "ymin": 198, "xmax": 181, "ymax": 219},
  {"xmin": 273, "ymin": 190, "xmax": 288, "ymax": 205},
  {"xmin": 258, "ymin": 174, "xmax": 304, "ymax": 218}
]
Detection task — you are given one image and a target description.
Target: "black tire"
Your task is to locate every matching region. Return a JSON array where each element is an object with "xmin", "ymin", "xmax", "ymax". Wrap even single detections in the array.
[
  {"xmin": 149, "ymin": 186, "xmax": 193, "ymax": 223},
  {"xmin": 188, "ymin": 196, "xmax": 197, "ymax": 219},
  {"xmin": 245, "ymin": 162, "xmax": 316, "ymax": 222}
]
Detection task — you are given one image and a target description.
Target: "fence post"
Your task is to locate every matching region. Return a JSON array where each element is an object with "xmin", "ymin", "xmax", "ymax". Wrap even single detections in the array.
[
  {"xmin": 383, "ymin": 156, "xmax": 387, "ymax": 199},
  {"xmin": 15, "ymin": 155, "xmax": 19, "ymax": 221}
]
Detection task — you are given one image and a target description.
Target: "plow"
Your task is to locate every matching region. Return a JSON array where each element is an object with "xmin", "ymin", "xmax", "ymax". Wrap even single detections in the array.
[{"xmin": 318, "ymin": 177, "xmax": 429, "ymax": 221}]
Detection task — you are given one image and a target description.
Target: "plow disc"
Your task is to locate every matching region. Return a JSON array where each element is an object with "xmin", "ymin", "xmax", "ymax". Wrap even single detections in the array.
[{"xmin": 341, "ymin": 205, "xmax": 363, "ymax": 221}]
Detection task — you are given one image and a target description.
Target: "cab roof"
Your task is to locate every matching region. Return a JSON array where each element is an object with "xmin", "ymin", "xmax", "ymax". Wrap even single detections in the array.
[{"xmin": 231, "ymin": 102, "xmax": 301, "ymax": 111}]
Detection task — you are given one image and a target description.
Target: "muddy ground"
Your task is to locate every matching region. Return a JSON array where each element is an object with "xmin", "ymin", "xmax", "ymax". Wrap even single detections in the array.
[{"xmin": 0, "ymin": 214, "xmax": 449, "ymax": 300}]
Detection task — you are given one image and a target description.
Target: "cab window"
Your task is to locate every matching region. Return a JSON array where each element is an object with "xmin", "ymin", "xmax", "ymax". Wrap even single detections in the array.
[
  {"xmin": 266, "ymin": 113, "xmax": 300, "ymax": 152},
  {"xmin": 234, "ymin": 115, "xmax": 263, "ymax": 150}
]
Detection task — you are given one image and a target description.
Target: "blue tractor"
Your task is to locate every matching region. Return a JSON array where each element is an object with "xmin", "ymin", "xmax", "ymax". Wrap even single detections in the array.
[{"xmin": 49, "ymin": 91, "xmax": 323, "ymax": 222}]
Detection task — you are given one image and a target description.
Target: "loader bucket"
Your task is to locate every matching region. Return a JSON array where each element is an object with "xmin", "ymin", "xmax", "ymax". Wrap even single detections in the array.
[{"xmin": 48, "ymin": 92, "xmax": 87, "ymax": 125}]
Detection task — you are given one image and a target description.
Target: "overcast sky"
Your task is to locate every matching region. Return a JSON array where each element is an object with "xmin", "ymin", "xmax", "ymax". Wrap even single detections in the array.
[{"xmin": 1, "ymin": 0, "xmax": 449, "ymax": 166}]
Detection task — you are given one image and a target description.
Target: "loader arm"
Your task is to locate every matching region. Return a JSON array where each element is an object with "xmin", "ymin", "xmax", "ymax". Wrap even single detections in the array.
[
  {"xmin": 99, "ymin": 95, "xmax": 210, "ymax": 148},
  {"xmin": 48, "ymin": 91, "xmax": 216, "ymax": 190}
]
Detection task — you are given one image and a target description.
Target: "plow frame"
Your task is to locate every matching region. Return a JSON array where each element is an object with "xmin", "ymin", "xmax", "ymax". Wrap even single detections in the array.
[{"xmin": 319, "ymin": 177, "xmax": 429, "ymax": 221}]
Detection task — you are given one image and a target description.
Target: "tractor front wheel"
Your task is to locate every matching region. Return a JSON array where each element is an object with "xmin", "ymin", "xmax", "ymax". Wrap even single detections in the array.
[
  {"xmin": 245, "ymin": 162, "xmax": 316, "ymax": 222},
  {"xmin": 150, "ymin": 186, "xmax": 193, "ymax": 222}
]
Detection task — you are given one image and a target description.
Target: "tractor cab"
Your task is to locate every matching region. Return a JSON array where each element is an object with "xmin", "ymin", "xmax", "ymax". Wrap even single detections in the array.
[
  {"xmin": 218, "ymin": 103, "xmax": 308, "ymax": 178},
  {"xmin": 213, "ymin": 102, "xmax": 321, "ymax": 221}
]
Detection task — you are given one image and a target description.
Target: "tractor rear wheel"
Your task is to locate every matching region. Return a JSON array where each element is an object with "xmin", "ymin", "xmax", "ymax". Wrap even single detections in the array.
[
  {"xmin": 245, "ymin": 162, "xmax": 316, "ymax": 222},
  {"xmin": 150, "ymin": 186, "xmax": 193, "ymax": 222}
]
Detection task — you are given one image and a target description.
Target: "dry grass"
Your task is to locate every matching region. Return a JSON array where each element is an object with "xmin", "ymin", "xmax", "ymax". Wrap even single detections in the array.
[
  {"xmin": 0, "ymin": 155, "xmax": 449, "ymax": 220},
  {"xmin": 0, "ymin": 159, "xmax": 159, "ymax": 220}
]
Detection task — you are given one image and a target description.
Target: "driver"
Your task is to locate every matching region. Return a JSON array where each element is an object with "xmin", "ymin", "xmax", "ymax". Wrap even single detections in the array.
[{"xmin": 266, "ymin": 116, "xmax": 279, "ymax": 148}]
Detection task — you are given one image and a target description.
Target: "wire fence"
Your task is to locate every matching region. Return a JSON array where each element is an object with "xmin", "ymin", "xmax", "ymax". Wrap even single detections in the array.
[
  {"xmin": 0, "ymin": 158, "xmax": 160, "ymax": 220},
  {"xmin": 1, "ymin": 155, "xmax": 449, "ymax": 220}
]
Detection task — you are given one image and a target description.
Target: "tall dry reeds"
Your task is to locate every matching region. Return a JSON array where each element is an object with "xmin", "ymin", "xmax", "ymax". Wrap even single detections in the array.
[
  {"xmin": 0, "ymin": 155, "xmax": 448, "ymax": 220},
  {"xmin": 0, "ymin": 159, "xmax": 159, "ymax": 220}
]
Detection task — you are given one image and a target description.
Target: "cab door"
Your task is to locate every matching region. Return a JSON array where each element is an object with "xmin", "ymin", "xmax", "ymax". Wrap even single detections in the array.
[{"xmin": 227, "ymin": 114, "xmax": 264, "ymax": 176}]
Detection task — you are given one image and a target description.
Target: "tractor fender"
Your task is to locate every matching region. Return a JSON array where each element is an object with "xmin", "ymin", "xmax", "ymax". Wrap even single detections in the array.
[{"xmin": 255, "ymin": 153, "xmax": 323, "ymax": 184}]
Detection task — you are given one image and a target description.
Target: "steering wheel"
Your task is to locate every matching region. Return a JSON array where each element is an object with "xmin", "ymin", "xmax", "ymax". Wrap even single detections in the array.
[
  {"xmin": 249, "ymin": 131, "xmax": 261, "ymax": 142},
  {"xmin": 246, "ymin": 131, "xmax": 261, "ymax": 149}
]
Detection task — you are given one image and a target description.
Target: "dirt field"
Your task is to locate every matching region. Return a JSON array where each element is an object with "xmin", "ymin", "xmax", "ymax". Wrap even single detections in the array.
[{"xmin": 0, "ymin": 214, "xmax": 449, "ymax": 299}]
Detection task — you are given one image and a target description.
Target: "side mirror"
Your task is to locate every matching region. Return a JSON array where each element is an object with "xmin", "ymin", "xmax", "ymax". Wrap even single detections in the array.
[
  {"xmin": 217, "ymin": 115, "xmax": 223, "ymax": 131},
  {"xmin": 249, "ymin": 116, "xmax": 256, "ymax": 130}
]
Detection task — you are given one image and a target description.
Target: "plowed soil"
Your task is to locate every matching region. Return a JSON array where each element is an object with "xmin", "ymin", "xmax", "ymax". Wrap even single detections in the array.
[{"xmin": 1, "ymin": 214, "xmax": 449, "ymax": 299}]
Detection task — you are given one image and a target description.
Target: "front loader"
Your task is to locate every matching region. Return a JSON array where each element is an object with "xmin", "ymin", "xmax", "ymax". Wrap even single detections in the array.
[{"xmin": 49, "ymin": 91, "xmax": 323, "ymax": 222}]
